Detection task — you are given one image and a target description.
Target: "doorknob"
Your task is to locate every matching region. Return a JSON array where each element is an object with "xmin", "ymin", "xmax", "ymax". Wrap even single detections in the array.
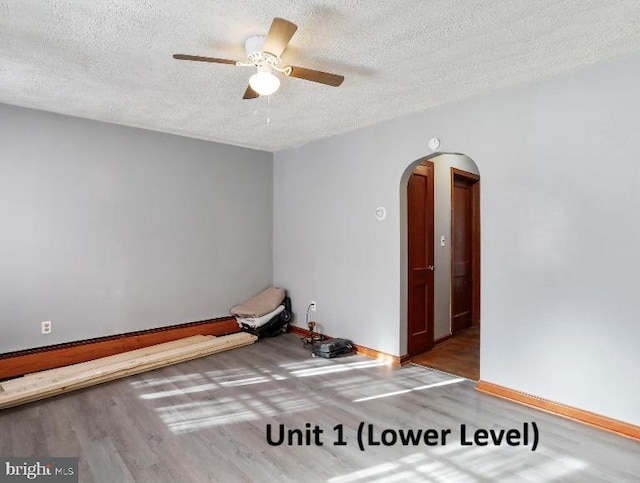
[{"xmin": 427, "ymin": 265, "xmax": 435, "ymax": 271}]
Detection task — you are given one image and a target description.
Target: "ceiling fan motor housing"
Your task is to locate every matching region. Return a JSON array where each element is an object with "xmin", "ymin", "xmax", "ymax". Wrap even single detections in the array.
[
  {"xmin": 245, "ymin": 35, "xmax": 280, "ymax": 65},
  {"xmin": 245, "ymin": 35, "xmax": 266, "ymax": 56}
]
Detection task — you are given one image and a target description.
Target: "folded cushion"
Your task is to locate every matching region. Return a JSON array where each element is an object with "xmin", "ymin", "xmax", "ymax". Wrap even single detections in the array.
[
  {"xmin": 230, "ymin": 287, "xmax": 285, "ymax": 318},
  {"xmin": 236, "ymin": 305, "xmax": 285, "ymax": 329}
]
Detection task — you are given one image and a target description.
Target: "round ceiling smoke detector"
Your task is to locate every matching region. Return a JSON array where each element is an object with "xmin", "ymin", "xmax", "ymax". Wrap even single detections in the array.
[{"xmin": 429, "ymin": 138, "xmax": 441, "ymax": 150}]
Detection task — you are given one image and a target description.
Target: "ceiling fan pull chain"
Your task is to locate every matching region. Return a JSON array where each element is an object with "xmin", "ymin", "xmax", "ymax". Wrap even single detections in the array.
[{"xmin": 267, "ymin": 94, "xmax": 271, "ymax": 124}]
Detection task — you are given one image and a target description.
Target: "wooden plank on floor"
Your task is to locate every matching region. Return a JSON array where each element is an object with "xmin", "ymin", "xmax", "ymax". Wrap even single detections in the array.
[
  {"xmin": 0, "ymin": 333, "xmax": 257, "ymax": 410},
  {"xmin": 3, "ymin": 333, "xmax": 252, "ymax": 396},
  {"xmin": 0, "ymin": 334, "xmax": 255, "ymax": 409},
  {"xmin": 0, "ymin": 316, "xmax": 240, "ymax": 379},
  {"xmin": 1, "ymin": 335, "xmax": 214, "ymax": 391}
]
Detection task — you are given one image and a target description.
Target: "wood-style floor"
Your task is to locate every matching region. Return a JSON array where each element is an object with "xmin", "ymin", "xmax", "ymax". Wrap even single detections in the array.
[
  {"xmin": 1, "ymin": 333, "xmax": 638, "ymax": 482},
  {"xmin": 412, "ymin": 327, "xmax": 480, "ymax": 381}
]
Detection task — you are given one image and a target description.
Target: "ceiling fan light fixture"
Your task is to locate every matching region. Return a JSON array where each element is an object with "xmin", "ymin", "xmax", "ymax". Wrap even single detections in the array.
[
  {"xmin": 173, "ymin": 17, "xmax": 345, "ymax": 100},
  {"xmin": 249, "ymin": 70, "xmax": 280, "ymax": 96}
]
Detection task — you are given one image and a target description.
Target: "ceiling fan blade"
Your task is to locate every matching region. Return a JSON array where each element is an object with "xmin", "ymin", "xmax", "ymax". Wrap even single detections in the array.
[
  {"xmin": 262, "ymin": 17, "xmax": 298, "ymax": 57},
  {"xmin": 287, "ymin": 66, "xmax": 344, "ymax": 87},
  {"xmin": 243, "ymin": 84, "xmax": 259, "ymax": 99},
  {"xmin": 173, "ymin": 54, "xmax": 237, "ymax": 65}
]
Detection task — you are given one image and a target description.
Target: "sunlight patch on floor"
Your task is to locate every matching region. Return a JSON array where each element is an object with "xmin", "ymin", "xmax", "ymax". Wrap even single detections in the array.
[
  {"xmin": 156, "ymin": 396, "xmax": 278, "ymax": 433},
  {"xmin": 130, "ymin": 373, "xmax": 207, "ymax": 389},
  {"xmin": 328, "ymin": 448, "xmax": 589, "ymax": 483},
  {"xmin": 140, "ymin": 382, "xmax": 220, "ymax": 399},
  {"xmin": 291, "ymin": 360, "xmax": 390, "ymax": 378},
  {"xmin": 328, "ymin": 462, "xmax": 400, "ymax": 482},
  {"xmin": 516, "ymin": 454, "xmax": 588, "ymax": 480},
  {"xmin": 204, "ymin": 367, "xmax": 268, "ymax": 383},
  {"xmin": 134, "ymin": 365, "xmax": 291, "ymax": 400},
  {"xmin": 219, "ymin": 374, "xmax": 287, "ymax": 387},
  {"xmin": 278, "ymin": 358, "xmax": 333, "ymax": 371},
  {"xmin": 441, "ymin": 443, "xmax": 589, "ymax": 481},
  {"xmin": 372, "ymin": 471, "xmax": 421, "ymax": 483},
  {"xmin": 130, "ymin": 348, "xmax": 475, "ymax": 436},
  {"xmin": 353, "ymin": 378, "xmax": 465, "ymax": 402},
  {"xmin": 153, "ymin": 386, "xmax": 325, "ymax": 434}
]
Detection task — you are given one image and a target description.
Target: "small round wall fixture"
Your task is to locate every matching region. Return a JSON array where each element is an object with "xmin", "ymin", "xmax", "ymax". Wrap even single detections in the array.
[
  {"xmin": 375, "ymin": 207, "xmax": 386, "ymax": 221},
  {"xmin": 429, "ymin": 138, "xmax": 441, "ymax": 150}
]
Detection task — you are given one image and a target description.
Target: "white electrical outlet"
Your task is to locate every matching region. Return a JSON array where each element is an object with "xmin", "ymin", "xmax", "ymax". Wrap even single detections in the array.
[
  {"xmin": 42, "ymin": 321, "xmax": 52, "ymax": 335},
  {"xmin": 310, "ymin": 301, "xmax": 317, "ymax": 311}
]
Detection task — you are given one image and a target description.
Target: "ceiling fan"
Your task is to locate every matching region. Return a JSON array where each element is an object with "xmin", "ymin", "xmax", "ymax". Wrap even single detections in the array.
[{"xmin": 173, "ymin": 17, "xmax": 344, "ymax": 99}]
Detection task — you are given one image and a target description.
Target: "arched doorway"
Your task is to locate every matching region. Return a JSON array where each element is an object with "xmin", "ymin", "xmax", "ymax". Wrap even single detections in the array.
[{"xmin": 401, "ymin": 153, "xmax": 481, "ymax": 380}]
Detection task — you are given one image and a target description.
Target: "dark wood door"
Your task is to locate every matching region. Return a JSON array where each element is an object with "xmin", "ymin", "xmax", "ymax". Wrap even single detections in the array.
[
  {"xmin": 451, "ymin": 173, "xmax": 476, "ymax": 332},
  {"xmin": 407, "ymin": 162, "xmax": 434, "ymax": 356}
]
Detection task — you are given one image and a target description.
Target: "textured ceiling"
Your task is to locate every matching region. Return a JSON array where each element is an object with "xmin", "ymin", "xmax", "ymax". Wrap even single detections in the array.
[{"xmin": 2, "ymin": 1, "xmax": 640, "ymax": 152}]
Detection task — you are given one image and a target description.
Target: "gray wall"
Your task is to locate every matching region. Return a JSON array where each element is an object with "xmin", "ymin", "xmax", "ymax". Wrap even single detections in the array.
[
  {"xmin": 0, "ymin": 104, "xmax": 273, "ymax": 353},
  {"xmin": 274, "ymin": 53, "xmax": 640, "ymax": 425}
]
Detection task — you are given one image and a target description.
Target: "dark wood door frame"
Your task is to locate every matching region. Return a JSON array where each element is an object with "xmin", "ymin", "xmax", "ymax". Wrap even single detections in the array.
[
  {"xmin": 450, "ymin": 167, "xmax": 481, "ymax": 328},
  {"xmin": 407, "ymin": 160, "xmax": 435, "ymax": 356}
]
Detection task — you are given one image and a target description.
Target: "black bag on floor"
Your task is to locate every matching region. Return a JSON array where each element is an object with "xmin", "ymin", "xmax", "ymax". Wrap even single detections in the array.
[
  {"xmin": 241, "ymin": 296, "xmax": 292, "ymax": 338},
  {"xmin": 257, "ymin": 296, "xmax": 292, "ymax": 338},
  {"xmin": 231, "ymin": 286, "xmax": 292, "ymax": 338},
  {"xmin": 312, "ymin": 338, "xmax": 354, "ymax": 358}
]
